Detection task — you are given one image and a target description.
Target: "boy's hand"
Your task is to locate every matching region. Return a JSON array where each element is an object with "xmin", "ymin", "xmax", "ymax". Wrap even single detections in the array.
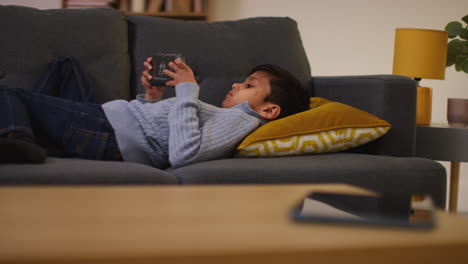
[
  {"xmin": 141, "ymin": 57, "xmax": 165, "ymax": 100},
  {"xmin": 163, "ymin": 58, "xmax": 196, "ymax": 87}
]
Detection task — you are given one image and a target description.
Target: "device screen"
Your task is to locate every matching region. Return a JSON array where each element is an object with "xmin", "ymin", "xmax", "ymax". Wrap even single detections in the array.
[{"xmin": 291, "ymin": 192, "xmax": 435, "ymax": 229}]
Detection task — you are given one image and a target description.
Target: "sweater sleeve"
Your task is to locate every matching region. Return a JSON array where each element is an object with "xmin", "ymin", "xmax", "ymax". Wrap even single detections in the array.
[{"xmin": 168, "ymin": 82, "xmax": 261, "ymax": 167}]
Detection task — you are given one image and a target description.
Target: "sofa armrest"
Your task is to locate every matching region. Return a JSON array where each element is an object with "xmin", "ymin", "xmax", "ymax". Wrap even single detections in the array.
[{"xmin": 312, "ymin": 74, "xmax": 417, "ymax": 157}]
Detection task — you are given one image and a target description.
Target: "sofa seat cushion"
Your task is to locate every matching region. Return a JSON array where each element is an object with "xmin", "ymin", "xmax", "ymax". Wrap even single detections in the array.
[
  {"xmin": 0, "ymin": 158, "xmax": 177, "ymax": 184},
  {"xmin": 0, "ymin": 6, "xmax": 130, "ymax": 103},
  {"xmin": 127, "ymin": 16, "xmax": 312, "ymax": 105},
  {"xmin": 168, "ymin": 153, "xmax": 446, "ymax": 208}
]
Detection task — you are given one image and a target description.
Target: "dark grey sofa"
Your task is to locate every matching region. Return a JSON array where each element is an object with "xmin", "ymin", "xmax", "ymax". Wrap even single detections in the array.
[{"xmin": 0, "ymin": 6, "xmax": 447, "ymax": 207}]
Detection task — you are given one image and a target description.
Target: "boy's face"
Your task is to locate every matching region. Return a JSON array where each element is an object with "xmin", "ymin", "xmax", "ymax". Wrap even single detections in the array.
[{"xmin": 221, "ymin": 71, "xmax": 274, "ymax": 112}]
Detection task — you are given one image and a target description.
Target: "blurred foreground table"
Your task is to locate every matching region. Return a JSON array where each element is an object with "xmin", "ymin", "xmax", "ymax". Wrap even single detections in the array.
[{"xmin": 1, "ymin": 184, "xmax": 468, "ymax": 264}]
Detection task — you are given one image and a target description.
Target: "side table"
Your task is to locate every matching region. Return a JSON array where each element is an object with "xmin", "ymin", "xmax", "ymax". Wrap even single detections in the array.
[{"xmin": 416, "ymin": 123, "xmax": 468, "ymax": 213}]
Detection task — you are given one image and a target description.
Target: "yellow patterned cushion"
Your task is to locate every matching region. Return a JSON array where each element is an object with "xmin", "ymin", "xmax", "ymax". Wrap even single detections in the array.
[{"xmin": 237, "ymin": 97, "xmax": 391, "ymax": 157}]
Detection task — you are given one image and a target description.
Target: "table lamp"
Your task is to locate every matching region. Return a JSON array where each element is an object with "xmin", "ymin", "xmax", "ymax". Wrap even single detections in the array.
[{"xmin": 392, "ymin": 28, "xmax": 448, "ymax": 125}]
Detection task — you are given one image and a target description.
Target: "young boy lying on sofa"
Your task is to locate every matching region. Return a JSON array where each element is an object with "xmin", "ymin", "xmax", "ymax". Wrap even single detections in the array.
[{"xmin": 0, "ymin": 56, "xmax": 309, "ymax": 168}]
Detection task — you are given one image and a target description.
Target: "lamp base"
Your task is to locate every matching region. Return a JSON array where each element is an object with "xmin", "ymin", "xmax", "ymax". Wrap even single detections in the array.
[{"xmin": 416, "ymin": 86, "xmax": 432, "ymax": 125}]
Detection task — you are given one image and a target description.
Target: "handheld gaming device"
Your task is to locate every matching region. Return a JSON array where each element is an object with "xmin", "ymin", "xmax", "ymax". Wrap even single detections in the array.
[{"xmin": 150, "ymin": 53, "xmax": 185, "ymax": 86}]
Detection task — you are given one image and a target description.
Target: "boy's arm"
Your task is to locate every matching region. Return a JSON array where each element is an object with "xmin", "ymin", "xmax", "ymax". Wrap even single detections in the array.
[
  {"xmin": 141, "ymin": 57, "xmax": 165, "ymax": 100},
  {"xmin": 165, "ymin": 59, "xmax": 260, "ymax": 167},
  {"xmin": 168, "ymin": 83, "xmax": 261, "ymax": 167}
]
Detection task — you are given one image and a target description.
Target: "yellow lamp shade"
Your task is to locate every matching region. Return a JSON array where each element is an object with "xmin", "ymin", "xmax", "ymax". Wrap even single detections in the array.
[{"xmin": 393, "ymin": 28, "xmax": 448, "ymax": 80}]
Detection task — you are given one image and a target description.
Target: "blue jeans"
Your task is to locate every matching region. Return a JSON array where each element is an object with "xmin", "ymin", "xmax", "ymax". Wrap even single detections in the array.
[{"xmin": 0, "ymin": 56, "xmax": 122, "ymax": 161}]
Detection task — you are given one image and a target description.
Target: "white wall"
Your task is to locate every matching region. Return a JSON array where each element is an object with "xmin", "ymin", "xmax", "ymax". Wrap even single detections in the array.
[{"xmin": 211, "ymin": 0, "xmax": 468, "ymax": 212}]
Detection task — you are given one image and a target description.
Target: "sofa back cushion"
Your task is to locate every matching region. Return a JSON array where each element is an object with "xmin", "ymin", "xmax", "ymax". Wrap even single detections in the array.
[
  {"xmin": 0, "ymin": 6, "xmax": 130, "ymax": 103},
  {"xmin": 127, "ymin": 16, "xmax": 312, "ymax": 105}
]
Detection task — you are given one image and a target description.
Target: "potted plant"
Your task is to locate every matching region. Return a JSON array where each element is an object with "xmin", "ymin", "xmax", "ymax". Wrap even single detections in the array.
[
  {"xmin": 445, "ymin": 14, "xmax": 468, "ymax": 126},
  {"xmin": 445, "ymin": 14, "xmax": 468, "ymax": 73}
]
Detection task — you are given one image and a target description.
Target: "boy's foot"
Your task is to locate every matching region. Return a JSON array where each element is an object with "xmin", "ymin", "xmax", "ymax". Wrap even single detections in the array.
[{"xmin": 0, "ymin": 132, "xmax": 47, "ymax": 164}]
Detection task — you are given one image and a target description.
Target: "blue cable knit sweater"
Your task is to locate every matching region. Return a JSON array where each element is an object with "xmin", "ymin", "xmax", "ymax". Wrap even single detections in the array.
[{"xmin": 102, "ymin": 82, "xmax": 264, "ymax": 168}]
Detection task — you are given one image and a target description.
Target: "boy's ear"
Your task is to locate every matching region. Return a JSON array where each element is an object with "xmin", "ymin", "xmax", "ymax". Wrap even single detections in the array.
[{"xmin": 258, "ymin": 103, "xmax": 281, "ymax": 120}]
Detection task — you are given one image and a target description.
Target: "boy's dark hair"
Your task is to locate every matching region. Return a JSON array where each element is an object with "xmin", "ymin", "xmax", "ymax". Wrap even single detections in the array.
[{"xmin": 250, "ymin": 64, "xmax": 310, "ymax": 119}]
